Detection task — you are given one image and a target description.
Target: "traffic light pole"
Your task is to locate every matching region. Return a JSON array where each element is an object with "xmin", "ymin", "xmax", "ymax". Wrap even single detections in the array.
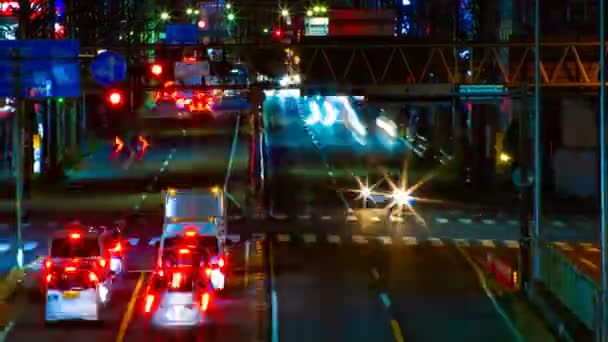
[{"xmin": 11, "ymin": 48, "xmax": 24, "ymax": 269}]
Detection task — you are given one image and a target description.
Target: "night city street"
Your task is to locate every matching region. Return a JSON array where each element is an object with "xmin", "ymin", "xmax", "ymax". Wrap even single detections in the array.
[{"xmin": 0, "ymin": 0, "xmax": 606, "ymax": 341}]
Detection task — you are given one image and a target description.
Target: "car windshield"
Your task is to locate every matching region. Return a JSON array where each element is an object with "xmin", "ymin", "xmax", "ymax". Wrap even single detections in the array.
[{"xmin": 50, "ymin": 237, "xmax": 100, "ymax": 258}]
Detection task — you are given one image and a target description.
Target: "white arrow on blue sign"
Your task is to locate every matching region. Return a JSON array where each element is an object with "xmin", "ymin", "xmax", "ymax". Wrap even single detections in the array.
[{"xmin": 91, "ymin": 51, "xmax": 127, "ymax": 86}]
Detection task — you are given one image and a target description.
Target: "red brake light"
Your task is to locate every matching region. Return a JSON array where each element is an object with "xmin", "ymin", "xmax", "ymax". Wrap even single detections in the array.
[
  {"xmin": 205, "ymin": 268, "xmax": 211, "ymax": 276},
  {"xmin": 201, "ymin": 292, "xmax": 210, "ymax": 311},
  {"xmin": 179, "ymin": 248, "xmax": 190, "ymax": 254},
  {"xmin": 45, "ymin": 260, "xmax": 52, "ymax": 268},
  {"xmin": 99, "ymin": 259, "xmax": 107, "ymax": 267},
  {"xmin": 89, "ymin": 272, "xmax": 98, "ymax": 283},
  {"xmin": 218, "ymin": 258, "xmax": 225, "ymax": 268},
  {"xmin": 65, "ymin": 266, "xmax": 77, "ymax": 272},
  {"xmin": 70, "ymin": 233, "xmax": 81, "ymax": 239},
  {"xmin": 46, "ymin": 274, "xmax": 53, "ymax": 283},
  {"xmin": 144, "ymin": 294, "xmax": 155, "ymax": 313},
  {"xmin": 185, "ymin": 230, "xmax": 196, "ymax": 237}
]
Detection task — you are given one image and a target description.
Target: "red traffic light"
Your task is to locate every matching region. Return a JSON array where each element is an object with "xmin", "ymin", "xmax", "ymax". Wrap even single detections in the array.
[
  {"xmin": 107, "ymin": 90, "xmax": 123, "ymax": 106},
  {"xmin": 150, "ymin": 63, "xmax": 163, "ymax": 76},
  {"xmin": 273, "ymin": 29, "xmax": 283, "ymax": 38}
]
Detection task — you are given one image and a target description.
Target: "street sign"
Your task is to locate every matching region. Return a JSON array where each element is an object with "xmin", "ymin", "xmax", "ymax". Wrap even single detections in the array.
[
  {"xmin": 0, "ymin": 39, "xmax": 80, "ymax": 98},
  {"xmin": 165, "ymin": 24, "xmax": 199, "ymax": 45},
  {"xmin": 91, "ymin": 51, "xmax": 127, "ymax": 86},
  {"xmin": 512, "ymin": 167, "xmax": 534, "ymax": 188}
]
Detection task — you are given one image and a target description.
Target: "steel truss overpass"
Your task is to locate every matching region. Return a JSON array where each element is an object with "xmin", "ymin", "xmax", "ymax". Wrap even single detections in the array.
[{"xmin": 80, "ymin": 41, "xmax": 604, "ymax": 96}]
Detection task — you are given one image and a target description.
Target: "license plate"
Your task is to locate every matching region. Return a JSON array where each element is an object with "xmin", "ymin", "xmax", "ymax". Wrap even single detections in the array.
[{"xmin": 63, "ymin": 291, "xmax": 80, "ymax": 299}]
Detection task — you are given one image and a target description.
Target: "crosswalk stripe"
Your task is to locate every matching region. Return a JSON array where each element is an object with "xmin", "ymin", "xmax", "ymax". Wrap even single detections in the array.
[
  {"xmin": 377, "ymin": 236, "xmax": 392, "ymax": 245},
  {"xmin": 553, "ymin": 241, "xmax": 573, "ymax": 251},
  {"xmin": 277, "ymin": 234, "xmax": 290, "ymax": 242},
  {"xmin": 505, "ymin": 240, "xmax": 520, "ymax": 249},
  {"xmin": 454, "ymin": 239, "xmax": 470, "ymax": 247},
  {"xmin": 458, "ymin": 218, "xmax": 473, "ymax": 224},
  {"xmin": 480, "ymin": 240, "xmax": 496, "ymax": 248},
  {"xmin": 302, "ymin": 234, "xmax": 316, "ymax": 243},
  {"xmin": 352, "ymin": 235, "xmax": 368, "ymax": 244},
  {"xmin": 327, "ymin": 235, "xmax": 341, "ymax": 244},
  {"xmin": 402, "ymin": 236, "xmax": 417, "ymax": 245},
  {"xmin": 428, "ymin": 238, "xmax": 443, "ymax": 246}
]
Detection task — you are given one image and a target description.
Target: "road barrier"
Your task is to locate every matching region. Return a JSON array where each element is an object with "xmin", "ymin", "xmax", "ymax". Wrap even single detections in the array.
[
  {"xmin": 486, "ymin": 252, "xmax": 518, "ymax": 289},
  {"xmin": 539, "ymin": 242, "xmax": 598, "ymax": 331}
]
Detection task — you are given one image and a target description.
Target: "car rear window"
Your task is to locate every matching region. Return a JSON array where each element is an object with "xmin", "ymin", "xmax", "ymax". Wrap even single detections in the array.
[{"xmin": 51, "ymin": 237, "xmax": 100, "ymax": 258}]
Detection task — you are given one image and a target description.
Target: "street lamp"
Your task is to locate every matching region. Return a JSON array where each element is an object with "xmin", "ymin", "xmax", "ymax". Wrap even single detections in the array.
[
  {"xmin": 306, "ymin": 10, "xmax": 313, "ymax": 16},
  {"xmin": 160, "ymin": 12, "xmax": 170, "ymax": 20},
  {"xmin": 226, "ymin": 3, "xmax": 232, "ymax": 9},
  {"xmin": 186, "ymin": 8, "xmax": 193, "ymax": 15},
  {"xmin": 227, "ymin": 12, "xmax": 235, "ymax": 21},
  {"xmin": 281, "ymin": 9, "xmax": 289, "ymax": 17}
]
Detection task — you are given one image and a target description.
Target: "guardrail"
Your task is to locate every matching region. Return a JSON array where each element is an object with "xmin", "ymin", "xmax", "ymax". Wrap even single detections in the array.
[{"xmin": 539, "ymin": 242, "xmax": 598, "ymax": 331}]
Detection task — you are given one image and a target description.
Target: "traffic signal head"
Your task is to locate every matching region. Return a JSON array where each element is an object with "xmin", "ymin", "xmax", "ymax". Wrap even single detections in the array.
[
  {"xmin": 273, "ymin": 28, "xmax": 283, "ymax": 38},
  {"xmin": 150, "ymin": 63, "xmax": 163, "ymax": 77},
  {"xmin": 107, "ymin": 90, "xmax": 124, "ymax": 106}
]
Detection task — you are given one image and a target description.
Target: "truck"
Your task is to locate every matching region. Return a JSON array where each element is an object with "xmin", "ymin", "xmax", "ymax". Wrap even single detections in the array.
[{"xmin": 158, "ymin": 187, "xmax": 228, "ymax": 291}]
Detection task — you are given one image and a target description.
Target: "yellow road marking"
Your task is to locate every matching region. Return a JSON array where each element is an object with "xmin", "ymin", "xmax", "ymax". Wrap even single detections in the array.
[
  {"xmin": 116, "ymin": 272, "xmax": 145, "ymax": 342},
  {"xmin": 390, "ymin": 319, "xmax": 404, "ymax": 342}
]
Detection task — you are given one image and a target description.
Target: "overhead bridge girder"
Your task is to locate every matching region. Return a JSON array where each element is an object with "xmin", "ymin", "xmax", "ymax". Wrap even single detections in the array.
[
  {"xmin": 80, "ymin": 42, "xmax": 604, "ymax": 91},
  {"xmin": 292, "ymin": 42, "xmax": 605, "ymax": 89}
]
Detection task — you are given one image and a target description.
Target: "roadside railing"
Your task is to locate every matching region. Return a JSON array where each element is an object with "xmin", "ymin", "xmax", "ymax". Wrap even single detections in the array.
[{"xmin": 539, "ymin": 242, "xmax": 598, "ymax": 331}]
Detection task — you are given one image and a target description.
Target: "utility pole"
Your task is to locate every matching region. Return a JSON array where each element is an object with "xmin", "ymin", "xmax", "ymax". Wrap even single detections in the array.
[
  {"xmin": 532, "ymin": 0, "xmax": 542, "ymax": 281},
  {"xmin": 598, "ymin": 0, "xmax": 608, "ymax": 339},
  {"xmin": 519, "ymin": 83, "xmax": 531, "ymax": 289}
]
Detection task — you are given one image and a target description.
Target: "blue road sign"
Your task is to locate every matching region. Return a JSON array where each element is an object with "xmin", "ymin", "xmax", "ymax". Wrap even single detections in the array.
[
  {"xmin": 91, "ymin": 51, "xmax": 127, "ymax": 86},
  {"xmin": 0, "ymin": 40, "xmax": 80, "ymax": 98},
  {"xmin": 165, "ymin": 24, "xmax": 199, "ymax": 45}
]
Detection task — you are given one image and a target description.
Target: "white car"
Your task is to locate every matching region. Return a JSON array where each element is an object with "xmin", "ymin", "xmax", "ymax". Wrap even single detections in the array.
[
  {"xmin": 145, "ymin": 265, "xmax": 212, "ymax": 328},
  {"xmin": 44, "ymin": 230, "xmax": 114, "ymax": 322}
]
